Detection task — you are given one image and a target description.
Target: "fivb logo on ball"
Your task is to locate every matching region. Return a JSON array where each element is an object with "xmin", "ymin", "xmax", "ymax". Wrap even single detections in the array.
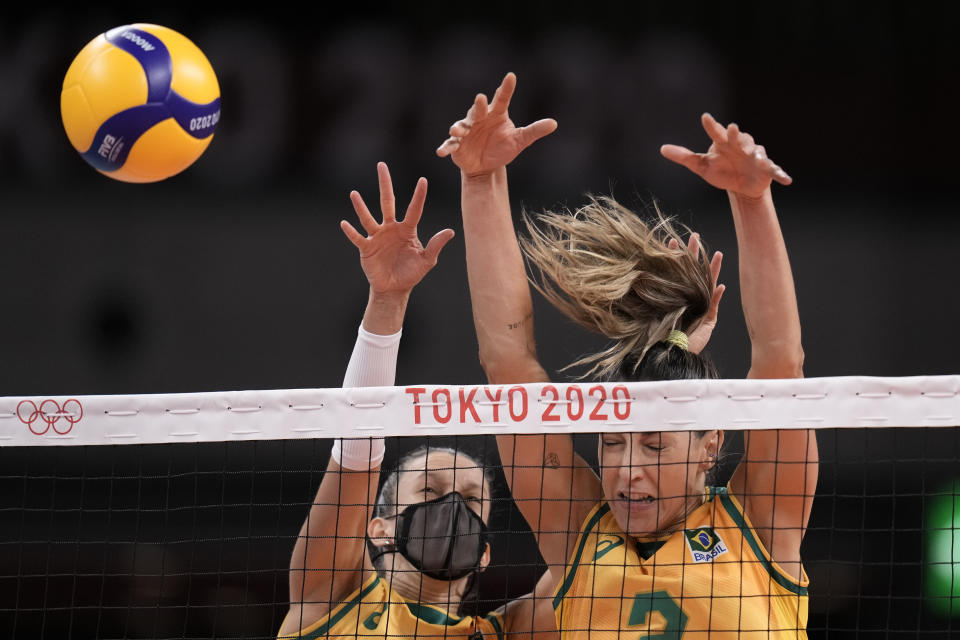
[
  {"xmin": 61, "ymin": 23, "xmax": 221, "ymax": 183},
  {"xmin": 684, "ymin": 527, "xmax": 728, "ymax": 564}
]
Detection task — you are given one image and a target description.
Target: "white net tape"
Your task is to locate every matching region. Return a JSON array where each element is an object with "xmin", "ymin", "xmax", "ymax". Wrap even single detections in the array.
[
  {"xmin": 3, "ymin": 375, "xmax": 959, "ymax": 446},
  {"xmin": 2, "ymin": 375, "xmax": 959, "ymax": 638}
]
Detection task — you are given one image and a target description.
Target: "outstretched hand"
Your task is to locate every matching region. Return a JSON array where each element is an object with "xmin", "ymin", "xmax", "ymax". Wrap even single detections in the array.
[
  {"xmin": 340, "ymin": 162, "xmax": 455, "ymax": 295},
  {"xmin": 667, "ymin": 232, "xmax": 725, "ymax": 355},
  {"xmin": 436, "ymin": 72, "xmax": 557, "ymax": 177},
  {"xmin": 661, "ymin": 113, "xmax": 791, "ymax": 199}
]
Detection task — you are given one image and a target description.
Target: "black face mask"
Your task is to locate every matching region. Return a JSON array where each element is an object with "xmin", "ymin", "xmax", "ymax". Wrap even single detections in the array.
[{"xmin": 372, "ymin": 491, "xmax": 489, "ymax": 581}]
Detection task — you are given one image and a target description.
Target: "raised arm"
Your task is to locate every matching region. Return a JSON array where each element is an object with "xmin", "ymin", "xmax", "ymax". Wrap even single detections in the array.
[
  {"xmin": 437, "ymin": 72, "xmax": 556, "ymax": 385},
  {"xmin": 662, "ymin": 114, "xmax": 817, "ymax": 580},
  {"xmin": 281, "ymin": 163, "xmax": 454, "ymax": 636},
  {"xmin": 663, "ymin": 113, "xmax": 801, "ymax": 377},
  {"xmin": 437, "ymin": 74, "xmax": 598, "ymax": 598}
]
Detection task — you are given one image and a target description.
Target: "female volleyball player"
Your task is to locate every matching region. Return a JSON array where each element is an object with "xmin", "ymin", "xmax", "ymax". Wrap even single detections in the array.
[
  {"xmin": 438, "ymin": 73, "xmax": 818, "ymax": 638},
  {"xmin": 279, "ymin": 163, "xmax": 551, "ymax": 640},
  {"xmin": 278, "ymin": 163, "xmax": 494, "ymax": 639}
]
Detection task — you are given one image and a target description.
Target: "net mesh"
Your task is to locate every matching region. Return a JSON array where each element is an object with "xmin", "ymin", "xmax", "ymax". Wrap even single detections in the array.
[{"xmin": 1, "ymin": 387, "xmax": 959, "ymax": 639}]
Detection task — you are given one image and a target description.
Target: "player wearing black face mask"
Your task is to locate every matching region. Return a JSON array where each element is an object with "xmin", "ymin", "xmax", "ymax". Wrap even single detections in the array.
[
  {"xmin": 283, "ymin": 443, "xmax": 507, "ymax": 640},
  {"xmin": 363, "ymin": 446, "xmax": 498, "ymax": 624},
  {"xmin": 370, "ymin": 489, "xmax": 490, "ymax": 582},
  {"xmin": 279, "ymin": 164, "xmax": 550, "ymax": 640}
]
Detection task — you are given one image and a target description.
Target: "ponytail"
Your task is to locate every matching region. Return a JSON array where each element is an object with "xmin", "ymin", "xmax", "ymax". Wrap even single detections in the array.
[{"xmin": 520, "ymin": 195, "xmax": 715, "ymax": 380}]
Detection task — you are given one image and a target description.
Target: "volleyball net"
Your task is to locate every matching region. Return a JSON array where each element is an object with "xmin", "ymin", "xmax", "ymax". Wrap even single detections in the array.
[{"xmin": 2, "ymin": 376, "xmax": 959, "ymax": 638}]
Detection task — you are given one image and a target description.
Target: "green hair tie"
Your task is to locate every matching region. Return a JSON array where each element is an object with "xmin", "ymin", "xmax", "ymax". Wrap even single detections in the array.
[{"xmin": 666, "ymin": 330, "xmax": 689, "ymax": 351}]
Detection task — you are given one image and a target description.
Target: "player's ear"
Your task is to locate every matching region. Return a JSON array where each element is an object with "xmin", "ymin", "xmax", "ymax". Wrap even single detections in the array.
[
  {"xmin": 367, "ymin": 516, "xmax": 393, "ymax": 546},
  {"xmin": 713, "ymin": 430, "xmax": 725, "ymax": 458},
  {"xmin": 478, "ymin": 542, "xmax": 492, "ymax": 571},
  {"xmin": 700, "ymin": 429, "xmax": 723, "ymax": 471}
]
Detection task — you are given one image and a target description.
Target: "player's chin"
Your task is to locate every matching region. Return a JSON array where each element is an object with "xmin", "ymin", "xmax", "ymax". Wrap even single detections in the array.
[{"xmin": 610, "ymin": 499, "xmax": 659, "ymax": 536}]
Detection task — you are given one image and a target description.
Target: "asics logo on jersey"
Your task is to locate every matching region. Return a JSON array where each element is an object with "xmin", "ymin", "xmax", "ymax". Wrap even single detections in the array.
[{"xmin": 593, "ymin": 535, "xmax": 624, "ymax": 560}]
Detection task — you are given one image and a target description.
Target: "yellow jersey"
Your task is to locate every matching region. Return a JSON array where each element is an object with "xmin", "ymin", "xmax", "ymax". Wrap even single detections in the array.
[
  {"xmin": 553, "ymin": 486, "xmax": 808, "ymax": 639},
  {"xmin": 280, "ymin": 573, "xmax": 505, "ymax": 640}
]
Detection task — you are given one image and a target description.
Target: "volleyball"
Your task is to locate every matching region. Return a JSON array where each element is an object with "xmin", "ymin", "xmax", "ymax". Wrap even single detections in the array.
[{"xmin": 60, "ymin": 24, "xmax": 221, "ymax": 183}]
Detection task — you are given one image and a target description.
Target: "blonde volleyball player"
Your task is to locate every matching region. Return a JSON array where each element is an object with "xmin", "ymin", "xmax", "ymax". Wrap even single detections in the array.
[
  {"xmin": 279, "ymin": 163, "xmax": 501, "ymax": 640},
  {"xmin": 437, "ymin": 73, "xmax": 818, "ymax": 638}
]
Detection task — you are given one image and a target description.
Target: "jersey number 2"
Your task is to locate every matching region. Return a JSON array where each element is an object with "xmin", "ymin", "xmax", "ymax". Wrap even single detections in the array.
[{"xmin": 627, "ymin": 590, "xmax": 688, "ymax": 639}]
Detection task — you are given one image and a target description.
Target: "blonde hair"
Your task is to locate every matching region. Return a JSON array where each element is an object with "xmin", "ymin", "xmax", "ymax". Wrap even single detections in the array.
[{"xmin": 519, "ymin": 195, "xmax": 714, "ymax": 380}]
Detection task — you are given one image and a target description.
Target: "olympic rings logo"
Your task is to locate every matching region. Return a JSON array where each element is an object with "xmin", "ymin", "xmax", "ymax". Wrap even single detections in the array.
[{"xmin": 16, "ymin": 399, "xmax": 83, "ymax": 435}]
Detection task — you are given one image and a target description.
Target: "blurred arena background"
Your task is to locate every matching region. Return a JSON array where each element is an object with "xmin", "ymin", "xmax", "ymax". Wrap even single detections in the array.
[{"xmin": 1, "ymin": 2, "xmax": 959, "ymax": 637}]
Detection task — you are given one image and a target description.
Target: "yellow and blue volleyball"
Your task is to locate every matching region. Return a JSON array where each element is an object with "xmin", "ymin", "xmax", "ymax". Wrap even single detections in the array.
[{"xmin": 61, "ymin": 24, "xmax": 221, "ymax": 183}]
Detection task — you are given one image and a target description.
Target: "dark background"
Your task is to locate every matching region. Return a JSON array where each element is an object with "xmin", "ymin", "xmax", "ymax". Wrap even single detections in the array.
[{"xmin": 1, "ymin": 2, "xmax": 959, "ymax": 638}]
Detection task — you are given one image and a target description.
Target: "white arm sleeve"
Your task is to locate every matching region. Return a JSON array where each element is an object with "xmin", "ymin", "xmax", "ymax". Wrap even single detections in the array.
[
  {"xmin": 342, "ymin": 325, "xmax": 402, "ymax": 388},
  {"xmin": 331, "ymin": 325, "xmax": 399, "ymax": 469}
]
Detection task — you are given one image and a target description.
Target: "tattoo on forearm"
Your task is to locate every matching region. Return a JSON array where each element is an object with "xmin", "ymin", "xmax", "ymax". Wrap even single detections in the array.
[
  {"xmin": 544, "ymin": 452, "xmax": 561, "ymax": 469},
  {"xmin": 507, "ymin": 311, "xmax": 534, "ymax": 330}
]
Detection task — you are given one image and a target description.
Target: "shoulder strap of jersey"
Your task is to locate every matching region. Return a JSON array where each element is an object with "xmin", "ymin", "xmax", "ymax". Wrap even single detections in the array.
[
  {"xmin": 552, "ymin": 501, "xmax": 609, "ymax": 610},
  {"xmin": 715, "ymin": 485, "xmax": 809, "ymax": 596},
  {"xmin": 482, "ymin": 610, "xmax": 505, "ymax": 640}
]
